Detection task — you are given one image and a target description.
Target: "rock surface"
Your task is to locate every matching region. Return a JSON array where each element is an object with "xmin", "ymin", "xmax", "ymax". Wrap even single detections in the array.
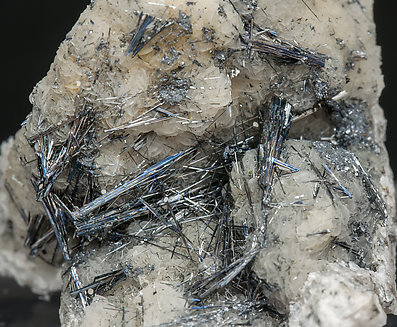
[{"xmin": 0, "ymin": 0, "xmax": 395, "ymax": 326}]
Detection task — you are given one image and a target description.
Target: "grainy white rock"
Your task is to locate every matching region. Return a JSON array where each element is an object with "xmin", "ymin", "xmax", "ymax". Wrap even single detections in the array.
[
  {"xmin": 0, "ymin": 0, "xmax": 395, "ymax": 326},
  {"xmin": 249, "ymin": 140, "xmax": 396, "ymax": 321},
  {"xmin": 289, "ymin": 262, "xmax": 387, "ymax": 327},
  {"xmin": 0, "ymin": 138, "xmax": 61, "ymax": 294}
]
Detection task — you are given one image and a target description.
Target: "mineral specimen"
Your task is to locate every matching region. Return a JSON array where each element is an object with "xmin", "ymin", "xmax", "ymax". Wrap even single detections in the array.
[{"xmin": 0, "ymin": 0, "xmax": 395, "ymax": 326}]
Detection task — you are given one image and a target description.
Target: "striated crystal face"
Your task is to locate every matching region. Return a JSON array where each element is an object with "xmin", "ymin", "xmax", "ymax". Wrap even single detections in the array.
[{"xmin": 0, "ymin": 0, "xmax": 395, "ymax": 326}]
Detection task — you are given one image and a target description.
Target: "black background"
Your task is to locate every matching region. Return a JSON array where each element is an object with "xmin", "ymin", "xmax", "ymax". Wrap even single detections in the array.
[{"xmin": 0, "ymin": 1, "xmax": 396, "ymax": 326}]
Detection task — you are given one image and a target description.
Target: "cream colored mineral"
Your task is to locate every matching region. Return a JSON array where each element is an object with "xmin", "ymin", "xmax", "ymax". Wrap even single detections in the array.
[
  {"xmin": 60, "ymin": 243, "xmax": 189, "ymax": 327},
  {"xmin": 0, "ymin": 0, "xmax": 395, "ymax": 326},
  {"xmin": 0, "ymin": 138, "xmax": 61, "ymax": 295},
  {"xmin": 250, "ymin": 139, "xmax": 396, "ymax": 319},
  {"xmin": 289, "ymin": 262, "xmax": 387, "ymax": 327},
  {"xmin": 16, "ymin": 0, "xmax": 386, "ymax": 191}
]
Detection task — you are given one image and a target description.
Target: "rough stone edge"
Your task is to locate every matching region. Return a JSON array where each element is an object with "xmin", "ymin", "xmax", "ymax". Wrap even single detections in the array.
[{"xmin": 0, "ymin": 137, "xmax": 61, "ymax": 295}]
